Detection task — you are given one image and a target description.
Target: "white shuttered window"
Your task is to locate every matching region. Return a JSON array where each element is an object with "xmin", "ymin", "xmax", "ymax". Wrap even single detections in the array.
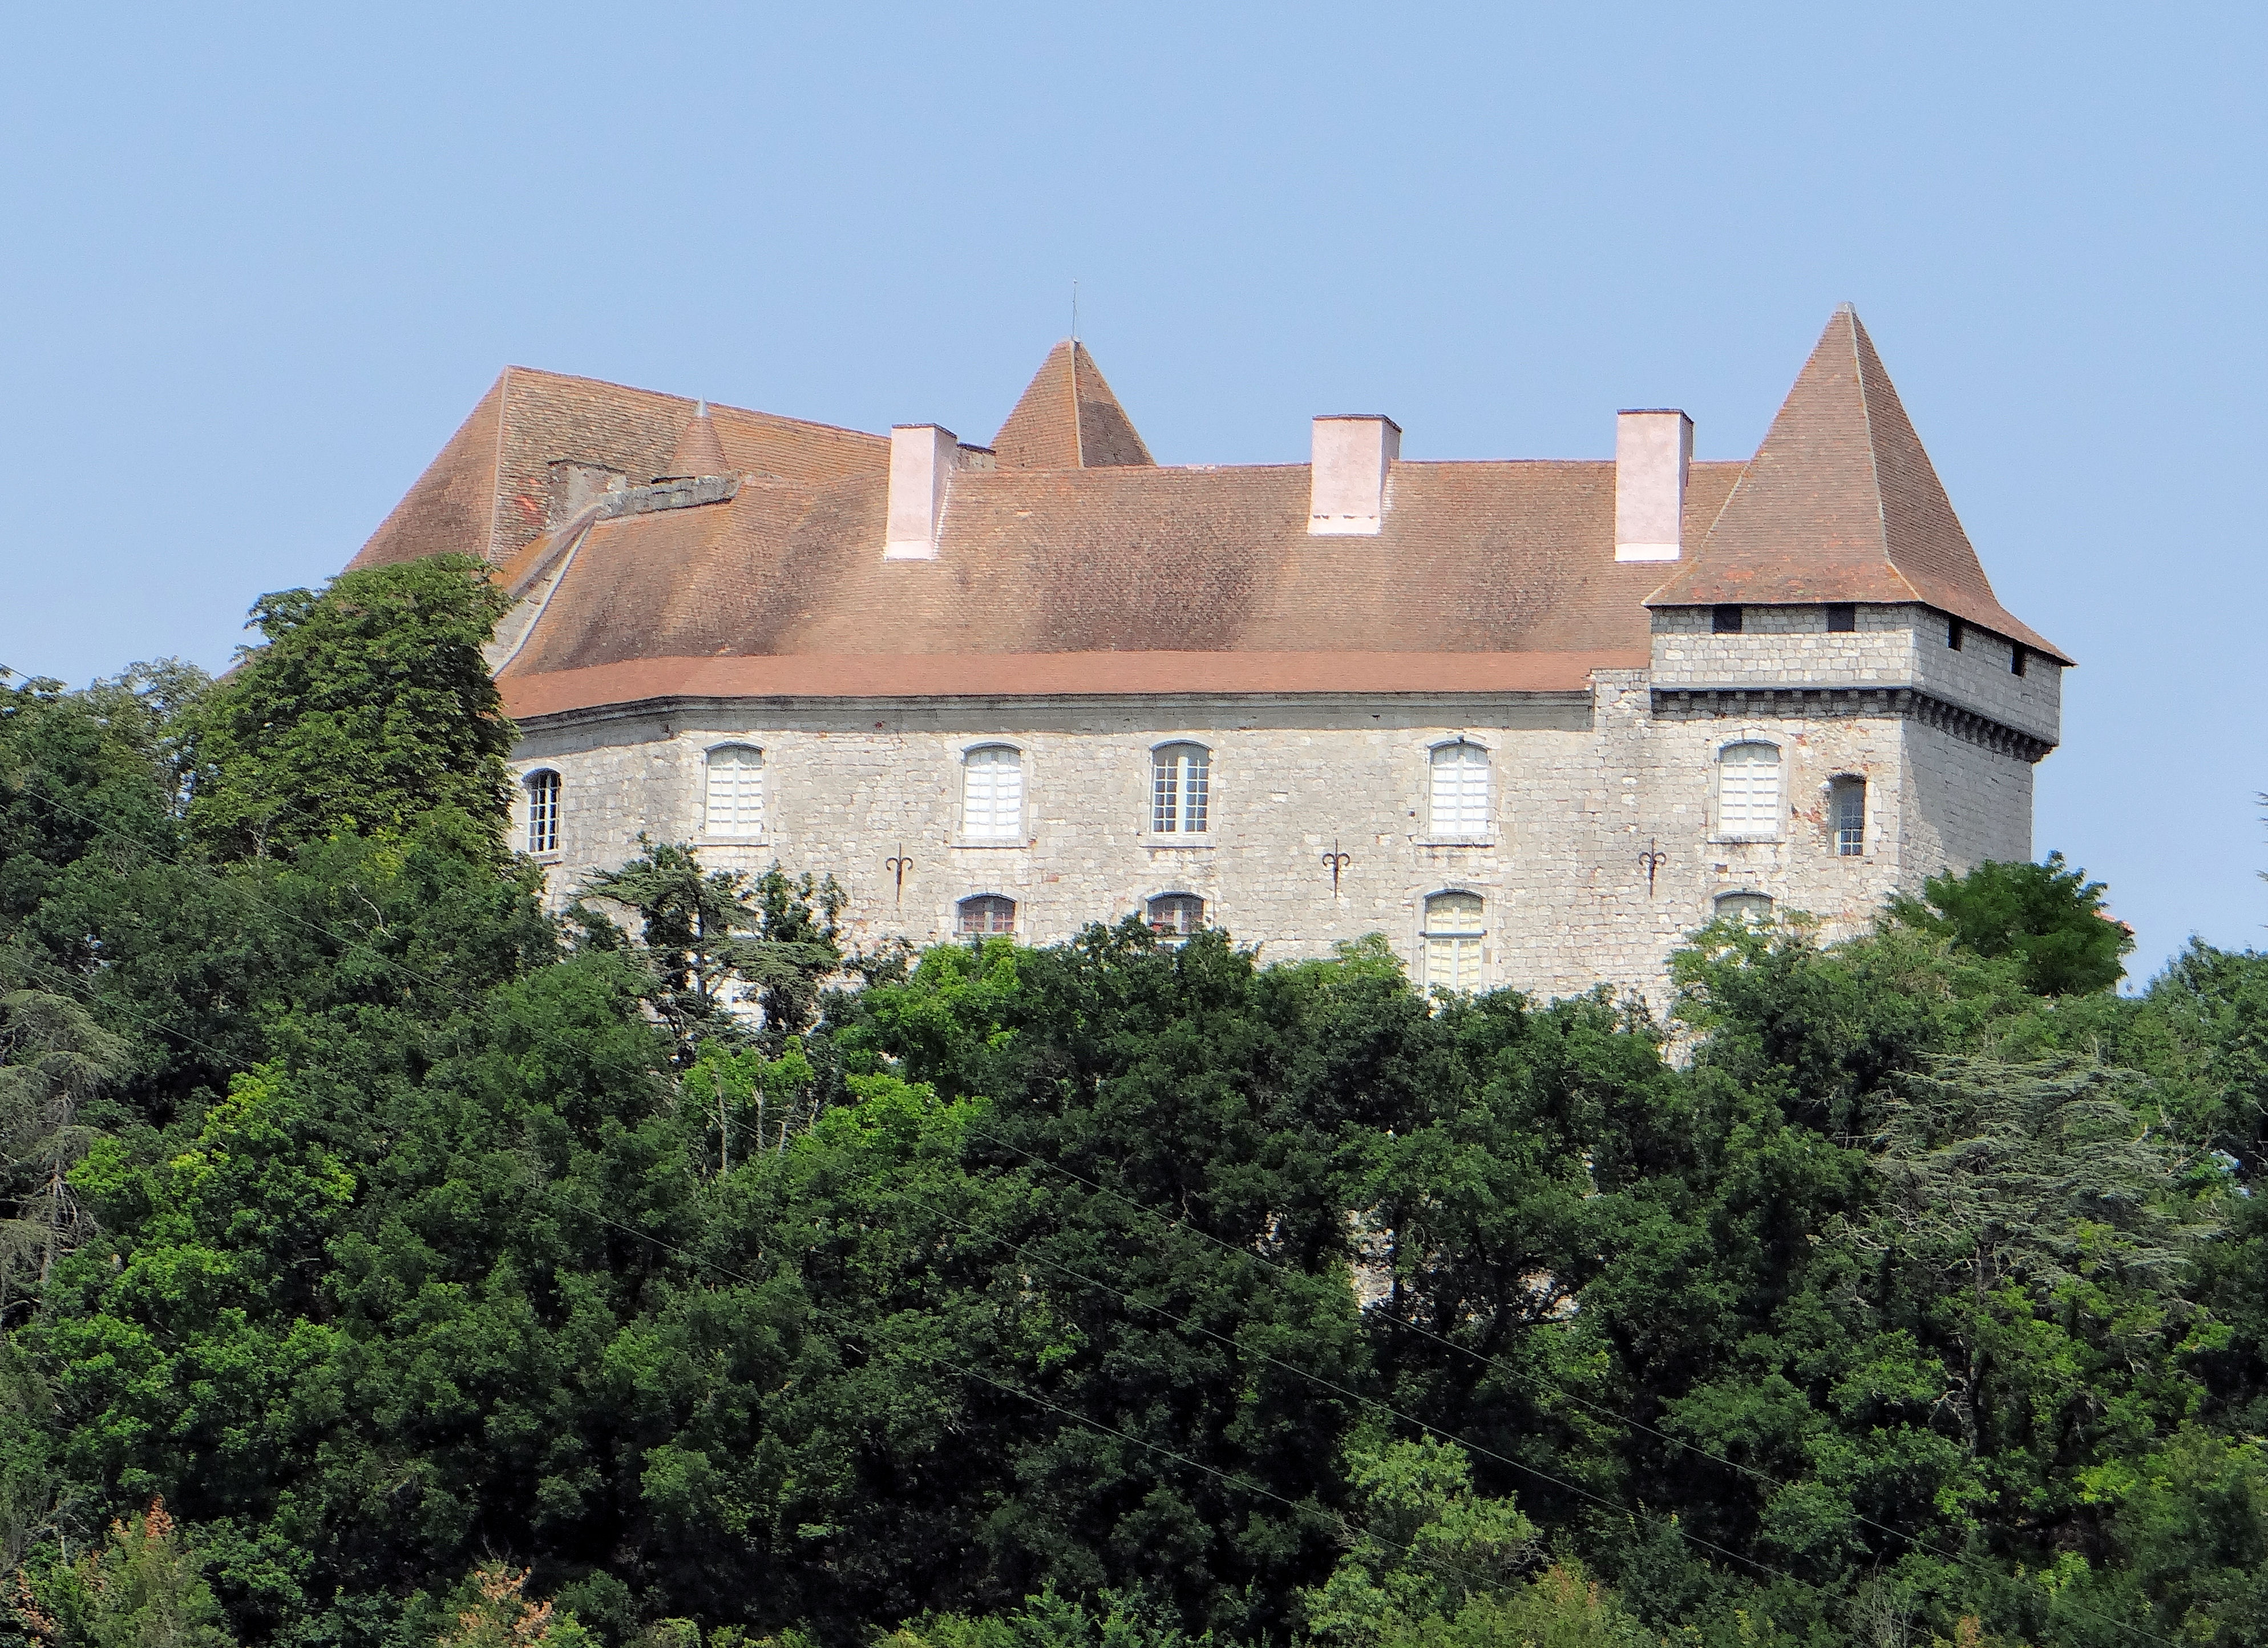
[
  {"xmin": 962, "ymin": 746, "xmax": 1024, "ymax": 840},
  {"xmin": 1422, "ymin": 892, "xmax": 1485, "ymax": 993},
  {"xmin": 1428, "ymin": 742, "xmax": 1490, "ymax": 839},
  {"xmin": 1716, "ymin": 742, "xmax": 1782, "ymax": 838},
  {"xmin": 704, "ymin": 746, "xmax": 763, "ymax": 838}
]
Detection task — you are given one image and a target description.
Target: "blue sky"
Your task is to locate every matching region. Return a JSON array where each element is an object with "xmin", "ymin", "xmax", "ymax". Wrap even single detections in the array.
[{"xmin": 2, "ymin": 4, "xmax": 2261, "ymax": 979}]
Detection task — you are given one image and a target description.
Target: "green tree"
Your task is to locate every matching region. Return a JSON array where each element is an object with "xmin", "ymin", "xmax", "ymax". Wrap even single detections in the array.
[
  {"xmin": 0, "ymin": 989, "xmax": 130, "ymax": 1313},
  {"xmin": 1884, "ymin": 853, "xmax": 2132, "ymax": 996},
  {"xmin": 184, "ymin": 556, "xmax": 514, "ymax": 861},
  {"xmin": 39, "ymin": 1498, "xmax": 235, "ymax": 1648}
]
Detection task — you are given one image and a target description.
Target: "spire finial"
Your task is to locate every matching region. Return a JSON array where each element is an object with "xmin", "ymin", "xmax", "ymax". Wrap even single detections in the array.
[{"xmin": 1071, "ymin": 279, "xmax": 1079, "ymax": 343}]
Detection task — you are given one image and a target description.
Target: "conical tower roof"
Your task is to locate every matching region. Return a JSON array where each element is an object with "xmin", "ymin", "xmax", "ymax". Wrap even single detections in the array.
[
  {"xmin": 992, "ymin": 341, "xmax": 1154, "ymax": 470},
  {"xmin": 656, "ymin": 401, "xmax": 729, "ymax": 480},
  {"xmin": 1648, "ymin": 306, "xmax": 2067, "ymax": 662}
]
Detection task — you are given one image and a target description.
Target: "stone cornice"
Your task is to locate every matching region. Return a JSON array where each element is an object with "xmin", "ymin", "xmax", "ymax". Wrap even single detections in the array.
[{"xmin": 1649, "ymin": 685, "xmax": 2056, "ymax": 764}]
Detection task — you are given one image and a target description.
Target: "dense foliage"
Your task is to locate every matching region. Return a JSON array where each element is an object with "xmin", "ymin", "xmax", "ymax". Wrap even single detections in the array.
[{"xmin": 1, "ymin": 559, "xmax": 2264, "ymax": 1648}]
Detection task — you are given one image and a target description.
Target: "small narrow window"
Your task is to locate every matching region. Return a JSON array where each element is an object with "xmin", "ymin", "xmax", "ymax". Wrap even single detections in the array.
[
  {"xmin": 1826, "ymin": 604, "xmax": 1856, "ymax": 633},
  {"xmin": 524, "ymin": 770, "xmax": 561, "ymax": 855},
  {"xmin": 1715, "ymin": 891, "xmax": 1773, "ymax": 922},
  {"xmin": 1151, "ymin": 744, "xmax": 1211, "ymax": 834},
  {"xmin": 956, "ymin": 895, "xmax": 1016, "ymax": 936},
  {"xmin": 1947, "ymin": 617, "xmax": 1963, "ymax": 651},
  {"xmin": 1716, "ymin": 742, "xmax": 1781, "ymax": 838},
  {"xmin": 1830, "ymin": 777, "xmax": 1866, "ymax": 857},
  {"xmin": 704, "ymin": 745, "xmax": 763, "ymax": 838},
  {"xmin": 1712, "ymin": 604, "xmax": 1744, "ymax": 635},
  {"xmin": 961, "ymin": 746, "xmax": 1024, "ymax": 840},
  {"xmin": 1147, "ymin": 894, "xmax": 1205, "ymax": 939},
  {"xmin": 2010, "ymin": 645, "xmax": 2026, "ymax": 678},
  {"xmin": 1422, "ymin": 892, "xmax": 1485, "ymax": 993},
  {"xmin": 1428, "ymin": 742, "xmax": 1490, "ymax": 840}
]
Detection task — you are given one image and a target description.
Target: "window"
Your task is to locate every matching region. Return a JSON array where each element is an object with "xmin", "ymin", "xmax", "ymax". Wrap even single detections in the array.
[
  {"xmin": 1826, "ymin": 603, "xmax": 1856, "ymax": 633},
  {"xmin": 1428, "ymin": 741, "xmax": 1490, "ymax": 839},
  {"xmin": 956, "ymin": 895, "xmax": 1016, "ymax": 936},
  {"xmin": 1422, "ymin": 892, "xmax": 1485, "ymax": 993},
  {"xmin": 961, "ymin": 745, "xmax": 1024, "ymax": 840},
  {"xmin": 1147, "ymin": 894, "xmax": 1205, "ymax": 939},
  {"xmin": 1715, "ymin": 892, "xmax": 1773, "ymax": 921},
  {"xmin": 1716, "ymin": 742, "xmax": 1781, "ymax": 838},
  {"xmin": 2011, "ymin": 644, "xmax": 2027, "ymax": 678},
  {"xmin": 704, "ymin": 745, "xmax": 763, "ymax": 838},
  {"xmin": 1151, "ymin": 743, "xmax": 1211, "ymax": 834},
  {"xmin": 1947, "ymin": 616, "xmax": 1963, "ymax": 651},
  {"xmin": 524, "ymin": 770, "xmax": 560, "ymax": 855},
  {"xmin": 1712, "ymin": 604, "xmax": 1744, "ymax": 635},
  {"xmin": 1830, "ymin": 777, "xmax": 1866, "ymax": 857}
]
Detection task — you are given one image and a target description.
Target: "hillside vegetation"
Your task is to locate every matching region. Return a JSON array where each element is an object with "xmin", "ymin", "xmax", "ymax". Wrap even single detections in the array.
[{"xmin": 1, "ymin": 558, "xmax": 2264, "ymax": 1648}]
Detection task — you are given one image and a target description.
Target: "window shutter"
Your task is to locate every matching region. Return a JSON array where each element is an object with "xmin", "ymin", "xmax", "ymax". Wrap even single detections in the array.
[
  {"xmin": 965, "ymin": 748, "xmax": 1022, "ymax": 839},
  {"xmin": 704, "ymin": 748, "xmax": 763, "ymax": 838},
  {"xmin": 1429, "ymin": 744, "xmax": 1489, "ymax": 838},
  {"xmin": 1717, "ymin": 744, "xmax": 1780, "ymax": 837}
]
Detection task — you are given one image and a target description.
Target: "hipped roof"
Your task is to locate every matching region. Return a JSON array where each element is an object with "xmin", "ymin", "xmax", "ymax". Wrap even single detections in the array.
[{"xmin": 344, "ymin": 313, "xmax": 2067, "ymax": 720}]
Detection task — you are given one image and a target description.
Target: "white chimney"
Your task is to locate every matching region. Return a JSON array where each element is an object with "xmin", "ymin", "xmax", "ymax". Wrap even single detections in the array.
[
  {"xmin": 884, "ymin": 424, "xmax": 960, "ymax": 560},
  {"xmin": 1308, "ymin": 414, "xmax": 1401, "ymax": 536},
  {"xmin": 1614, "ymin": 409, "xmax": 1692, "ymax": 562}
]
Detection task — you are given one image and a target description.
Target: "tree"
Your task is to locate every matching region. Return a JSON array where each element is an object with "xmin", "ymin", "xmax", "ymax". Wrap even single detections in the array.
[
  {"xmin": 1884, "ymin": 853, "xmax": 2132, "ymax": 996},
  {"xmin": 37, "ymin": 1498, "xmax": 236, "ymax": 1648},
  {"xmin": 434, "ymin": 1565, "xmax": 594, "ymax": 1648},
  {"xmin": 0, "ymin": 989, "xmax": 129, "ymax": 1315},
  {"xmin": 184, "ymin": 557, "xmax": 514, "ymax": 861}
]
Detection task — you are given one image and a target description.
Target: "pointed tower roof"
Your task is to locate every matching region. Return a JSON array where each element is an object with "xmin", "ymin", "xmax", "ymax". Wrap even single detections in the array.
[
  {"xmin": 992, "ymin": 341, "xmax": 1155, "ymax": 470},
  {"xmin": 657, "ymin": 401, "xmax": 730, "ymax": 480},
  {"xmin": 1648, "ymin": 307, "xmax": 2068, "ymax": 663}
]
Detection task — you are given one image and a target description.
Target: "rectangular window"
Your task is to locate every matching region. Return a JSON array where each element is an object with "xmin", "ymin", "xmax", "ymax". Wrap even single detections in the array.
[
  {"xmin": 1712, "ymin": 604, "xmax": 1744, "ymax": 635},
  {"xmin": 1948, "ymin": 617, "xmax": 1963, "ymax": 650},
  {"xmin": 1428, "ymin": 744, "xmax": 1490, "ymax": 839},
  {"xmin": 1834, "ymin": 782, "xmax": 1865, "ymax": 856},
  {"xmin": 1826, "ymin": 603, "xmax": 1856, "ymax": 633},
  {"xmin": 1716, "ymin": 744, "xmax": 1781, "ymax": 838},
  {"xmin": 704, "ymin": 748, "xmax": 763, "ymax": 838},
  {"xmin": 1151, "ymin": 746, "xmax": 1211, "ymax": 834},
  {"xmin": 2011, "ymin": 645, "xmax": 2026, "ymax": 677},
  {"xmin": 525, "ymin": 772, "xmax": 560, "ymax": 855},
  {"xmin": 962, "ymin": 747, "xmax": 1024, "ymax": 839}
]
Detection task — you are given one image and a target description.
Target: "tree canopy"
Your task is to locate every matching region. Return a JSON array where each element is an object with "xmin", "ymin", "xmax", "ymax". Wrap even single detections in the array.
[{"xmin": 0, "ymin": 559, "xmax": 2261, "ymax": 1648}]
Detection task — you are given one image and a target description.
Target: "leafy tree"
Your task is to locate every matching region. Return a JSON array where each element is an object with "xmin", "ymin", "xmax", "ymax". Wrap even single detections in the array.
[
  {"xmin": 184, "ymin": 557, "xmax": 514, "ymax": 861},
  {"xmin": 1885, "ymin": 854, "xmax": 2132, "ymax": 996},
  {"xmin": 0, "ymin": 991, "xmax": 129, "ymax": 1315},
  {"xmin": 435, "ymin": 1565, "xmax": 595, "ymax": 1648},
  {"xmin": 36, "ymin": 1498, "xmax": 235, "ymax": 1648}
]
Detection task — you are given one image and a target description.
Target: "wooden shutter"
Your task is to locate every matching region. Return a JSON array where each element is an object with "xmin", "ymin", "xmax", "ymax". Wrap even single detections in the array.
[
  {"xmin": 1429, "ymin": 744, "xmax": 1489, "ymax": 838},
  {"xmin": 705, "ymin": 747, "xmax": 763, "ymax": 838}
]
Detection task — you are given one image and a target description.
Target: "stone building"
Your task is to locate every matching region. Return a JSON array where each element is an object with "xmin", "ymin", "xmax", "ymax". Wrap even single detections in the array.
[{"xmin": 343, "ymin": 306, "xmax": 2067, "ymax": 1003}]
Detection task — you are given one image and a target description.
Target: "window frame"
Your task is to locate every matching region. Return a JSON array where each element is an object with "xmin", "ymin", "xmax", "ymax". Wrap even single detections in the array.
[
  {"xmin": 955, "ymin": 894, "xmax": 1017, "ymax": 937},
  {"xmin": 701, "ymin": 742, "xmax": 766, "ymax": 841},
  {"xmin": 1148, "ymin": 741, "xmax": 1213, "ymax": 839},
  {"xmin": 1826, "ymin": 603, "xmax": 1857, "ymax": 633},
  {"xmin": 1712, "ymin": 604, "xmax": 1744, "ymax": 635},
  {"xmin": 1423, "ymin": 738, "xmax": 1493, "ymax": 844},
  {"xmin": 1828, "ymin": 774, "xmax": 1867, "ymax": 858},
  {"xmin": 1145, "ymin": 892, "xmax": 1207, "ymax": 941},
  {"xmin": 957, "ymin": 742, "xmax": 1028, "ymax": 845},
  {"xmin": 523, "ymin": 769, "xmax": 562, "ymax": 857},
  {"xmin": 1713, "ymin": 891, "xmax": 1774, "ymax": 922},
  {"xmin": 1712, "ymin": 739, "xmax": 1784, "ymax": 842},
  {"xmin": 1420, "ymin": 889, "xmax": 1487, "ymax": 995}
]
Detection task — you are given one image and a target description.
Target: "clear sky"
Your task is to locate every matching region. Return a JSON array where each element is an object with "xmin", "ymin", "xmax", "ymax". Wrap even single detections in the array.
[{"xmin": 2, "ymin": 4, "xmax": 2261, "ymax": 981}]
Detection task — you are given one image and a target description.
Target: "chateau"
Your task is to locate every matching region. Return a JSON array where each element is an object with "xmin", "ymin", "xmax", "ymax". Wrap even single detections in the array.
[{"xmin": 345, "ymin": 307, "xmax": 2067, "ymax": 1002}]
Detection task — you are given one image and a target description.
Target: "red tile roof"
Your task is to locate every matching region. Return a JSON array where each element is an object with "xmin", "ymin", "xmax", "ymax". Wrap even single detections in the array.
[
  {"xmin": 339, "ymin": 316, "xmax": 2068, "ymax": 720},
  {"xmin": 1646, "ymin": 308, "xmax": 2069, "ymax": 663}
]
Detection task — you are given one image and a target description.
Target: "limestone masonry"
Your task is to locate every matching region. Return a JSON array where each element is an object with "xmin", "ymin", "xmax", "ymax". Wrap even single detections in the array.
[{"xmin": 346, "ymin": 307, "xmax": 2068, "ymax": 1004}]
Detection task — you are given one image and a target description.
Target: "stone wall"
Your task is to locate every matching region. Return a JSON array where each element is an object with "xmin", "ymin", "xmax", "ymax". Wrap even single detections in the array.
[{"xmin": 504, "ymin": 652, "xmax": 2034, "ymax": 1008}]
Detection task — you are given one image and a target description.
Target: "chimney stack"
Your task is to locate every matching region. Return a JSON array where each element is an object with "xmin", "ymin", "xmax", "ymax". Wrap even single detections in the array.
[
  {"xmin": 1308, "ymin": 414, "xmax": 1401, "ymax": 536},
  {"xmin": 884, "ymin": 424, "xmax": 960, "ymax": 560},
  {"xmin": 1614, "ymin": 410, "xmax": 1692, "ymax": 562}
]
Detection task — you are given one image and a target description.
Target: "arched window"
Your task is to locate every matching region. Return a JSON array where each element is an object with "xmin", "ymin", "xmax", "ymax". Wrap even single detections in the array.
[
  {"xmin": 1151, "ymin": 743, "xmax": 1211, "ymax": 834},
  {"xmin": 1715, "ymin": 891, "xmax": 1773, "ymax": 922},
  {"xmin": 1428, "ymin": 741, "xmax": 1490, "ymax": 839},
  {"xmin": 1422, "ymin": 891, "xmax": 1484, "ymax": 992},
  {"xmin": 961, "ymin": 745, "xmax": 1024, "ymax": 840},
  {"xmin": 524, "ymin": 770, "xmax": 561, "ymax": 855},
  {"xmin": 957, "ymin": 895, "xmax": 1017, "ymax": 936},
  {"xmin": 1830, "ymin": 776, "xmax": 1866, "ymax": 857},
  {"xmin": 704, "ymin": 745, "xmax": 763, "ymax": 838},
  {"xmin": 1716, "ymin": 742, "xmax": 1781, "ymax": 838},
  {"xmin": 1147, "ymin": 894, "xmax": 1206, "ymax": 939}
]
